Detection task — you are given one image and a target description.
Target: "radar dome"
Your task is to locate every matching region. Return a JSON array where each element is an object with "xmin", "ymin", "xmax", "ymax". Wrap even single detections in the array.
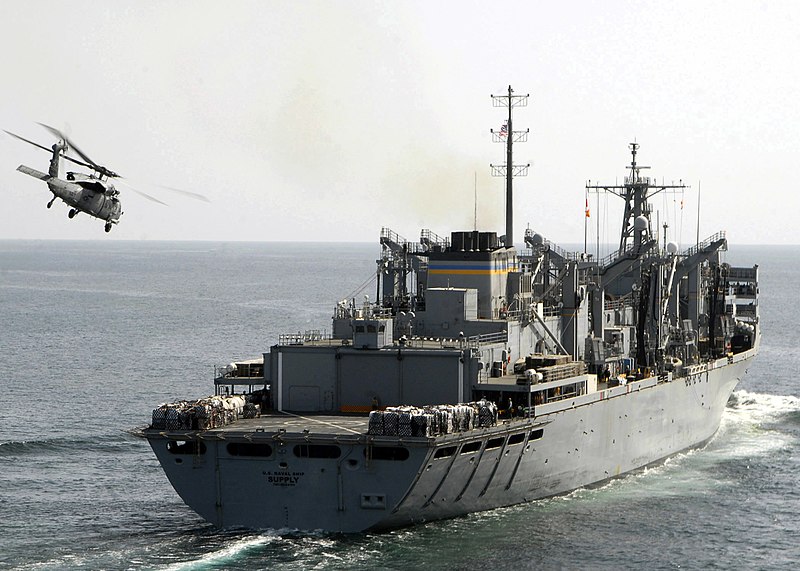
[
  {"xmin": 667, "ymin": 241, "xmax": 678, "ymax": 254},
  {"xmin": 531, "ymin": 233, "xmax": 544, "ymax": 246},
  {"xmin": 634, "ymin": 215, "xmax": 648, "ymax": 230}
]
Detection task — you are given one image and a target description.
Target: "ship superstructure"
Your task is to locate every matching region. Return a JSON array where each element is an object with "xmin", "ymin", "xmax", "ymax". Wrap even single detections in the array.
[{"xmin": 136, "ymin": 88, "xmax": 759, "ymax": 532}]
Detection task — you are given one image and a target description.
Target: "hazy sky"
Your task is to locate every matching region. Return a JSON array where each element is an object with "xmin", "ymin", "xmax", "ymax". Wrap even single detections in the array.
[{"xmin": 1, "ymin": 1, "xmax": 797, "ymax": 245}]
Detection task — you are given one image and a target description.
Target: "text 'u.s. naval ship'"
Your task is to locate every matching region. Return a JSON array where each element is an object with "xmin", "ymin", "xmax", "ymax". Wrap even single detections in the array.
[{"xmin": 135, "ymin": 87, "xmax": 760, "ymax": 533}]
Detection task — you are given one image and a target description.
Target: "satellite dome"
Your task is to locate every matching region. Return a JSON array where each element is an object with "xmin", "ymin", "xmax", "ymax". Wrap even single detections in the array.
[
  {"xmin": 667, "ymin": 241, "xmax": 678, "ymax": 254},
  {"xmin": 531, "ymin": 233, "xmax": 544, "ymax": 246},
  {"xmin": 634, "ymin": 215, "xmax": 648, "ymax": 230}
]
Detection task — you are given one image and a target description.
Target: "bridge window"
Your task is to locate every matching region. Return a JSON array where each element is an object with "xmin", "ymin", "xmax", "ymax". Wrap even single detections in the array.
[{"xmin": 530, "ymin": 429, "xmax": 544, "ymax": 441}]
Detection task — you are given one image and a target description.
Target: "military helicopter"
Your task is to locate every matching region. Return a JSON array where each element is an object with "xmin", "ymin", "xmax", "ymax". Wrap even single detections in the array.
[{"xmin": 3, "ymin": 124, "xmax": 205, "ymax": 232}]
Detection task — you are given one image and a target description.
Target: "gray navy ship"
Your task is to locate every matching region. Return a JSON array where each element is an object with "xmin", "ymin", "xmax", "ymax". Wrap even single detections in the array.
[{"xmin": 136, "ymin": 87, "xmax": 760, "ymax": 533}]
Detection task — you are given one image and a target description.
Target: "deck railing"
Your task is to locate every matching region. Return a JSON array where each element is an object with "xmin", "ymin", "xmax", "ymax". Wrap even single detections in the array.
[{"xmin": 682, "ymin": 231, "xmax": 727, "ymax": 258}]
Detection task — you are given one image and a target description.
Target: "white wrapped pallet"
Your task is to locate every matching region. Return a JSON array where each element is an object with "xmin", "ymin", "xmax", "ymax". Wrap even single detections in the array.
[{"xmin": 437, "ymin": 407, "xmax": 455, "ymax": 434}]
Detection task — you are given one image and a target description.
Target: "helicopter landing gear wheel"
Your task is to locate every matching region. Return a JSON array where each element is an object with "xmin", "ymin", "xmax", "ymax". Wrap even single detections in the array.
[
  {"xmin": 104, "ymin": 223, "xmax": 112, "ymax": 233},
  {"xmin": 68, "ymin": 209, "xmax": 77, "ymax": 219},
  {"xmin": 47, "ymin": 197, "xmax": 56, "ymax": 209}
]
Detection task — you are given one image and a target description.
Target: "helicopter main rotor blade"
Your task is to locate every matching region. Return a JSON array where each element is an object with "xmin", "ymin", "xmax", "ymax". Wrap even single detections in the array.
[
  {"xmin": 59, "ymin": 153, "xmax": 100, "ymax": 171},
  {"xmin": 38, "ymin": 123, "xmax": 92, "ymax": 162},
  {"xmin": 3, "ymin": 129, "xmax": 54, "ymax": 154},
  {"xmin": 117, "ymin": 180, "xmax": 169, "ymax": 206},
  {"xmin": 159, "ymin": 185, "xmax": 211, "ymax": 203},
  {"xmin": 5, "ymin": 128, "xmax": 124, "ymax": 175},
  {"xmin": 37, "ymin": 122, "xmax": 121, "ymax": 178}
]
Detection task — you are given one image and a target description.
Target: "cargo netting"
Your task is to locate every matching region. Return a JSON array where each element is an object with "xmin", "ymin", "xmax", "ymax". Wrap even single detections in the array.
[
  {"xmin": 150, "ymin": 395, "xmax": 260, "ymax": 430},
  {"xmin": 368, "ymin": 401, "xmax": 498, "ymax": 437}
]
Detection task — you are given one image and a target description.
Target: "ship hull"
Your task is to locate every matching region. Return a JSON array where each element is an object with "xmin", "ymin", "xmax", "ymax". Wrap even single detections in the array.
[{"xmin": 143, "ymin": 349, "xmax": 755, "ymax": 533}]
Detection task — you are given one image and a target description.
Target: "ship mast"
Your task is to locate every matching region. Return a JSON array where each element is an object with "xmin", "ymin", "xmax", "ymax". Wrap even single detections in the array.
[
  {"xmin": 491, "ymin": 86, "xmax": 530, "ymax": 248},
  {"xmin": 586, "ymin": 143, "xmax": 688, "ymax": 254}
]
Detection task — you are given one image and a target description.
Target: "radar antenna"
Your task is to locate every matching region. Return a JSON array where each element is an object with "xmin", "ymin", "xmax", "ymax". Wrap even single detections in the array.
[{"xmin": 586, "ymin": 142, "xmax": 689, "ymax": 254}]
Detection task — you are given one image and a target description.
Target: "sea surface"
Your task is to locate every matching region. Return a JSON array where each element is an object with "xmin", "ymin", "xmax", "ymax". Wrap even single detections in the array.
[{"xmin": 0, "ymin": 240, "xmax": 798, "ymax": 570}]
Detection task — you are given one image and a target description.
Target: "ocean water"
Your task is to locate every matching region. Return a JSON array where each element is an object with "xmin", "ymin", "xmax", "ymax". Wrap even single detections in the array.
[{"xmin": 0, "ymin": 240, "xmax": 798, "ymax": 570}]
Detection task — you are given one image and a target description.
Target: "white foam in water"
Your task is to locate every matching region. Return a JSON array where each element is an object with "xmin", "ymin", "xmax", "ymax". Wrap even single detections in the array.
[
  {"xmin": 528, "ymin": 389, "xmax": 800, "ymax": 506},
  {"xmin": 715, "ymin": 389, "xmax": 800, "ymax": 458},
  {"xmin": 727, "ymin": 389, "xmax": 800, "ymax": 422},
  {"xmin": 162, "ymin": 534, "xmax": 276, "ymax": 571}
]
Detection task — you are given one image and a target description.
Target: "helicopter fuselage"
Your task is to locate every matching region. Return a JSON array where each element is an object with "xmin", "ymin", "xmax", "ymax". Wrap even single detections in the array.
[
  {"xmin": 17, "ymin": 164, "xmax": 122, "ymax": 226},
  {"xmin": 5, "ymin": 125, "xmax": 199, "ymax": 233}
]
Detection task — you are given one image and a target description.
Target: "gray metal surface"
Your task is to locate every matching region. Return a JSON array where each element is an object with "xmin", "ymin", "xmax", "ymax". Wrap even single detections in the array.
[
  {"xmin": 138, "ymin": 109, "xmax": 760, "ymax": 532},
  {"xmin": 142, "ymin": 346, "xmax": 756, "ymax": 532}
]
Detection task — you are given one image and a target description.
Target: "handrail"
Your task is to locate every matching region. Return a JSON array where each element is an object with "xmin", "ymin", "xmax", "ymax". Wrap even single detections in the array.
[
  {"xmin": 467, "ymin": 331, "xmax": 508, "ymax": 348},
  {"xmin": 598, "ymin": 243, "xmax": 638, "ymax": 268},
  {"xmin": 681, "ymin": 231, "xmax": 727, "ymax": 258},
  {"xmin": 380, "ymin": 227, "xmax": 407, "ymax": 246},
  {"xmin": 523, "ymin": 228, "xmax": 582, "ymax": 261},
  {"xmin": 279, "ymin": 330, "xmax": 331, "ymax": 345},
  {"xmin": 604, "ymin": 292, "xmax": 634, "ymax": 311},
  {"xmin": 420, "ymin": 229, "xmax": 450, "ymax": 249},
  {"xmin": 727, "ymin": 266, "xmax": 758, "ymax": 281}
]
